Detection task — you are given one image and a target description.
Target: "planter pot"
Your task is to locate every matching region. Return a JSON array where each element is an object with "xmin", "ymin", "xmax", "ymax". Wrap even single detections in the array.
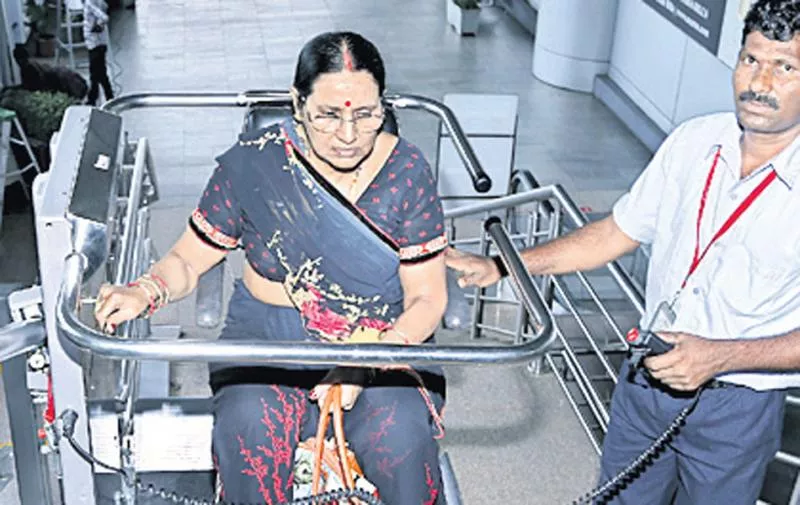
[
  {"xmin": 36, "ymin": 35, "xmax": 56, "ymax": 58},
  {"xmin": 446, "ymin": 1, "xmax": 480, "ymax": 35}
]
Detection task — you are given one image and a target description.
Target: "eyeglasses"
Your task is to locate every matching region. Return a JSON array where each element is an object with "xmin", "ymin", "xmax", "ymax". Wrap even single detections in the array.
[{"xmin": 301, "ymin": 99, "xmax": 385, "ymax": 134}]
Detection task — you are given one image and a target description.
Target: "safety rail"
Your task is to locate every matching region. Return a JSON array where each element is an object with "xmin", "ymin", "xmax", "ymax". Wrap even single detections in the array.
[
  {"xmin": 56, "ymin": 226, "xmax": 554, "ymax": 365},
  {"xmin": 445, "ymin": 182, "xmax": 645, "ymax": 452},
  {"xmin": 447, "ymin": 179, "xmax": 800, "ymax": 505},
  {"xmin": 102, "ymin": 91, "xmax": 491, "ymax": 193}
]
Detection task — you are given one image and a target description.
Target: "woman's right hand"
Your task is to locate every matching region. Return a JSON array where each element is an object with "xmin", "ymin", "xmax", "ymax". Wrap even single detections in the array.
[{"xmin": 94, "ymin": 283, "xmax": 150, "ymax": 333}]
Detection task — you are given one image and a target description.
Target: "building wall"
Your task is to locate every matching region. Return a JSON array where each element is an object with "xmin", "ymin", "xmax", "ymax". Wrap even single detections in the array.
[{"xmin": 606, "ymin": 0, "xmax": 752, "ymax": 134}]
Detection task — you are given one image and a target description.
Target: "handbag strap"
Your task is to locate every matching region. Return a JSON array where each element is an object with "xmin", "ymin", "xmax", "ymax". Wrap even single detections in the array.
[{"xmin": 311, "ymin": 385, "xmax": 355, "ymax": 496}]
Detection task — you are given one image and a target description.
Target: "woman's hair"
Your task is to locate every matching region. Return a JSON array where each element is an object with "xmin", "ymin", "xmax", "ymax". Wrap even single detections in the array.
[
  {"xmin": 292, "ymin": 31, "xmax": 386, "ymax": 99},
  {"xmin": 742, "ymin": 0, "xmax": 800, "ymax": 43}
]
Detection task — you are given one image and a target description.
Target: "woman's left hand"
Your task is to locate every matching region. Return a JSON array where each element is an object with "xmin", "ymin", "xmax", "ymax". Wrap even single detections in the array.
[{"xmin": 311, "ymin": 383, "xmax": 363, "ymax": 411}]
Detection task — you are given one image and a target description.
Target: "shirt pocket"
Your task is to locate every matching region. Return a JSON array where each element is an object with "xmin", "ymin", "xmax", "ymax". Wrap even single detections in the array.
[{"xmin": 714, "ymin": 241, "xmax": 798, "ymax": 315}]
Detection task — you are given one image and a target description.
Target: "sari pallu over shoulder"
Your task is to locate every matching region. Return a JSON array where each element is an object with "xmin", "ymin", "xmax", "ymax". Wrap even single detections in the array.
[{"xmin": 211, "ymin": 122, "xmax": 448, "ymax": 343}]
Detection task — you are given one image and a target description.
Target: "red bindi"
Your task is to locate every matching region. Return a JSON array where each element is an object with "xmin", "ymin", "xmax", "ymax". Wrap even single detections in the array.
[{"xmin": 344, "ymin": 100, "xmax": 352, "ymax": 107}]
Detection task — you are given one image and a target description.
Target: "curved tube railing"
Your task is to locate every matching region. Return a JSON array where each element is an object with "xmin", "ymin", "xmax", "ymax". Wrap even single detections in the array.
[
  {"xmin": 386, "ymin": 93, "xmax": 491, "ymax": 192},
  {"xmin": 0, "ymin": 319, "xmax": 46, "ymax": 363},
  {"xmin": 445, "ymin": 183, "xmax": 645, "ymax": 315},
  {"xmin": 56, "ymin": 220, "xmax": 554, "ymax": 365},
  {"xmin": 102, "ymin": 91, "xmax": 491, "ymax": 193}
]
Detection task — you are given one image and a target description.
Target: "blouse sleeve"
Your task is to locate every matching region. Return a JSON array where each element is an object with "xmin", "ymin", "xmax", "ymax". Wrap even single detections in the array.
[
  {"xmin": 395, "ymin": 154, "xmax": 448, "ymax": 263},
  {"xmin": 189, "ymin": 163, "xmax": 242, "ymax": 250}
]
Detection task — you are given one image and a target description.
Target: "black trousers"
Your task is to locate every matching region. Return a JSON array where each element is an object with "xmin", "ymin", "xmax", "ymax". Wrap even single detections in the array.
[{"xmin": 88, "ymin": 46, "xmax": 113, "ymax": 105}]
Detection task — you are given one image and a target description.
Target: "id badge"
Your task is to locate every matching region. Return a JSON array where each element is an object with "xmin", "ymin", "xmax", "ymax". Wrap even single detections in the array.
[{"xmin": 645, "ymin": 300, "xmax": 676, "ymax": 333}]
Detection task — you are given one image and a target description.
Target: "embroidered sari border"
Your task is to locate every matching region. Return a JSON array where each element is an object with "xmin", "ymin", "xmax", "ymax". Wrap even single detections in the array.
[
  {"xmin": 398, "ymin": 235, "xmax": 448, "ymax": 263},
  {"xmin": 190, "ymin": 209, "xmax": 240, "ymax": 250}
]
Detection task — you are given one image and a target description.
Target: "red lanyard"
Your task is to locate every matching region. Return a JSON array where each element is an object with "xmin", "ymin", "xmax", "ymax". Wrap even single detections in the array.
[{"xmin": 681, "ymin": 146, "xmax": 778, "ymax": 288}]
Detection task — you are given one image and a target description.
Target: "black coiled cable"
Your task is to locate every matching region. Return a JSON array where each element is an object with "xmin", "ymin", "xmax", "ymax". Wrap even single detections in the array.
[{"xmin": 570, "ymin": 387, "xmax": 704, "ymax": 505}]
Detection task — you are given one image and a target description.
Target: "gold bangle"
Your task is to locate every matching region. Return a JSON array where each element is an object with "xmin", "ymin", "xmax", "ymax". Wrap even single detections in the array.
[{"xmin": 381, "ymin": 327, "xmax": 412, "ymax": 345}]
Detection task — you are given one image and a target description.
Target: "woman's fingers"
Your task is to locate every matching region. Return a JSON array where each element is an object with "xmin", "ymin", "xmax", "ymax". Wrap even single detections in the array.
[
  {"xmin": 93, "ymin": 284, "xmax": 148, "ymax": 333},
  {"xmin": 340, "ymin": 385, "xmax": 362, "ymax": 410},
  {"xmin": 310, "ymin": 384, "xmax": 362, "ymax": 411}
]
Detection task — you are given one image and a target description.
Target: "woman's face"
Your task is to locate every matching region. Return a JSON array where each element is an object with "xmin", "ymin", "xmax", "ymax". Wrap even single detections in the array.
[{"xmin": 296, "ymin": 70, "xmax": 384, "ymax": 171}]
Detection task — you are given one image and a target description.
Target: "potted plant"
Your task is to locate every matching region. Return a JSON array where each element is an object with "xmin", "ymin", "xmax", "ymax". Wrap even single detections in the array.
[
  {"xmin": 25, "ymin": 1, "xmax": 57, "ymax": 58},
  {"xmin": 0, "ymin": 87, "xmax": 78, "ymax": 172},
  {"xmin": 447, "ymin": 0, "xmax": 481, "ymax": 36}
]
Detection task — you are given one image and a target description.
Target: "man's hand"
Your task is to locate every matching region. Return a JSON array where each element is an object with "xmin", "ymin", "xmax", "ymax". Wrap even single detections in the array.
[
  {"xmin": 644, "ymin": 332, "xmax": 735, "ymax": 391},
  {"xmin": 444, "ymin": 247, "xmax": 501, "ymax": 288}
]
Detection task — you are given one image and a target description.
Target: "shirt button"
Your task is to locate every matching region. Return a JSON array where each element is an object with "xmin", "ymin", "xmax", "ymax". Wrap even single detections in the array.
[
  {"xmin": 730, "ymin": 192, "xmax": 738, "ymax": 200},
  {"xmin": 692, "ymin": 287, "xmax": 701, "ymax": 295}
]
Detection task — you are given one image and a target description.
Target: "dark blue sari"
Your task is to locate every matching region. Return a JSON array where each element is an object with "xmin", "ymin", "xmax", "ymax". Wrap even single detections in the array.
[
  {"xmin": 193, "ymin": 121, "xmax": 448, "ymax": 505},
  {"xmin": 191, "ymin": 120, "xmax": 447, "ymax": 351}
]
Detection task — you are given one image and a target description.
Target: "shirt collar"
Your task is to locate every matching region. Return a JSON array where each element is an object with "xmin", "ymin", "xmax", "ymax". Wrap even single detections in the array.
[{"xmin": 710, "ymin": 118, "xmax": 800, "ymax": 189}]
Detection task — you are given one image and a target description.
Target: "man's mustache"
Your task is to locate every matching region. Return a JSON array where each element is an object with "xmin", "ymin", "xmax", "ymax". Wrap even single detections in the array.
[{"xmin": 739, "ymin": 90, "xmax": 779, "ymax": 110}]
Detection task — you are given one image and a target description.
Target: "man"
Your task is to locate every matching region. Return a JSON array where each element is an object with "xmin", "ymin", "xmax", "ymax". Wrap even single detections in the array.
[
  {"xmin": 446, "ymin": 0, "xmax": 800, "ymax": 503},
  {"xmin": 83, "ymin": 0, "xmax": 114, "ymax": 106}
]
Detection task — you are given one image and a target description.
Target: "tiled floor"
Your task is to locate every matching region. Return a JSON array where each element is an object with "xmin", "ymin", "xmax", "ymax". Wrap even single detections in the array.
[{"xmin": 0, "ymin": 1, "xmax": 655, "ymax": 504}]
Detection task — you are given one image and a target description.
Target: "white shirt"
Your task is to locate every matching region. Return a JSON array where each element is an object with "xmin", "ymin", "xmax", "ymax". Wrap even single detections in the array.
[
  {"xmin": 613, "ymin": 112, "xmax": 800, "ymax": 391},
  {"xmin": 83, "ymin": 0, "xmax": 110, "ymax": 50}
]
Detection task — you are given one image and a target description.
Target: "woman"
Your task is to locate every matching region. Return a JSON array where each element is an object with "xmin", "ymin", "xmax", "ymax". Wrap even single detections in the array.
[{"xmin": 94, "ymin": 31, "xmax": 449, "ymax": 505}]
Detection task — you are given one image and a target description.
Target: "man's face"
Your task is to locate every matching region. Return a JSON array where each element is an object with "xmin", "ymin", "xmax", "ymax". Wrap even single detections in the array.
[{"xmin": 733, "ymin": 31, "xmax": 800, "ymax": 135}]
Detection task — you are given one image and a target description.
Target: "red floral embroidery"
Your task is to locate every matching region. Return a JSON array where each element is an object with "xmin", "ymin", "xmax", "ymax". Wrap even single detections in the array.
[
  {"xmin": 236, "ymin": 388, "xmax": 307, "ymax": 505},
  {"xmin": 357, "ymin": 317, "xmax": 391, "ymax": 331},
  {"xmin": 300, "ymin": 286, "xmax": 352, "ymax": 340},
  {"xmin": 423, "ymin": 463, "xmax": 440, "ymax": 505}
]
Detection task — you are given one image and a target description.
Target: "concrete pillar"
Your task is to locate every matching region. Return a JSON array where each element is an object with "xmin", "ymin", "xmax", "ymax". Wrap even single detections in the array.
[{"xmin": 532, "ymin": 0, "xmax": 619, "ymax": 92}]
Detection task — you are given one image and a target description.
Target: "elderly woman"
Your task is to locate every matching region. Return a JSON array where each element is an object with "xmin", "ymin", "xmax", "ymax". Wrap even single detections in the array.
[{"xmin": 94, "ymin": 31, "xmax": 448, "ymax": 505}]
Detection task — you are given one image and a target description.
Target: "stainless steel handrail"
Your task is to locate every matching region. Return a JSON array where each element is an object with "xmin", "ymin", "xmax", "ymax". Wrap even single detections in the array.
[
  {"xmin": 485, "ymin": 217, "xmax": 555, "ymax": 349},
  {"xmin": 387, "ymin": 93, "xmax": 490, "ymax": 192},
  {"xmin": 0, "ymin": 319, "xmax": 46, "ymax": 363},
  {"xmin": 102, "ymin": 91, "xmax": 491, "ymax": 193},
  {"xmin": 56, "ymin": 230, "xmax": 554, "ymax": 364},
  {"xmin": 446, "ymin": 184, "xmax": 645, "ymax": 315}
]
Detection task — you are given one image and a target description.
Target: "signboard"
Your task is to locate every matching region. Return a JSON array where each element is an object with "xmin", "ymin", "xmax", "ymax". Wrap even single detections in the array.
[{"xmin": 643, "ymin": 0, "xmax": 728, "ymax": 56}]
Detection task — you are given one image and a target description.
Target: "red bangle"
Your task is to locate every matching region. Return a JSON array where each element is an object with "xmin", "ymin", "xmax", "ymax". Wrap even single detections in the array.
[{"xmin": 127, "ymin": 281, "xmax": 157, "ymax": 318}]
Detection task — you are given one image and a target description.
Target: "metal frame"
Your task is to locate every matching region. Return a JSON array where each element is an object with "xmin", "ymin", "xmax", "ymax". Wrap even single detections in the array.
[
  {"xmin": 102, "ymin": 91, "xmax": 492, "ymax": 193},
  {"xmin": 0, "ymin": 318, "xmax": 49, "ymax": 505},
  {"xmin": 16, "ymin": 92, "xmax": 552, "ymax": 505}
]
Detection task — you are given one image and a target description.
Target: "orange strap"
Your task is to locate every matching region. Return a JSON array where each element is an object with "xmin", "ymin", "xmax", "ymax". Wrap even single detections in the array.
[{"xmin": 311, "ymin": 385, "xmax": 355, "ymax": 495}]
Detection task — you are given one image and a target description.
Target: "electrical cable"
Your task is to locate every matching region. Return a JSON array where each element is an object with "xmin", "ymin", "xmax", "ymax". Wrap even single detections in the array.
[{"xmin": 569, "ymin": 386, "xmax": 704, "ymax": 504}]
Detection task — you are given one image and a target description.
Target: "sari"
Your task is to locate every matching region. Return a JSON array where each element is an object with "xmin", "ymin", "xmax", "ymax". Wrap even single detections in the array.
[
  {"xmin": 191, "ymin": 120, "xmax": 447, "ymax": 354},
  {"xmin": 192, "ymin": 121, "xmax": 448, "ymax": 505}
]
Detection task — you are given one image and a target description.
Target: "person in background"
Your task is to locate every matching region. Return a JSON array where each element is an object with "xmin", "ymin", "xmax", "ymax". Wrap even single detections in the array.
[{"xmin": 83, "ymin": 0, "xmax": 114, "ymax": 106}]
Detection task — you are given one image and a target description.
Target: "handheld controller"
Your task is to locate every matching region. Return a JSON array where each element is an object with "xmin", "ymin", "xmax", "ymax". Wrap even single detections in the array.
[
  {"xmin": 626, "ymin": 327, "xmax": 675, "ymax": 356},
  {"xmin": 626, "ymin": 327, "xmax": 675, "ymax": 372}
]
